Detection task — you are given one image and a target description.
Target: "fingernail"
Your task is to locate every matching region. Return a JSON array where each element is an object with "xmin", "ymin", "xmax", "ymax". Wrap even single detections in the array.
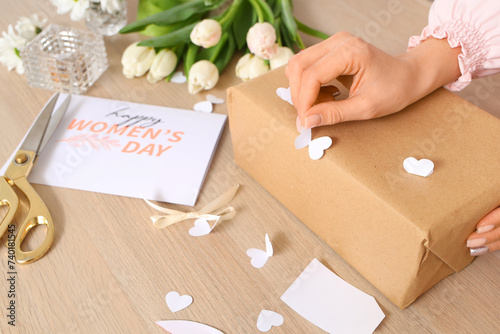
[
  {"xmin": 333, "ymin": 91, "xmax": 341, "ymax": 97},
  {"xmin": 304, "ymin": 114, "xmax": 322, "ymax": 129},
  {"xmin": 470, "ymin": 246, "xmax": 489, "ymax": 256},
  {"xmin": 296, "ymin": 116, "xmax": 302, "ymax": 132},
  {"xmin": 467, "ymin": 238, "xmax": 487, "ymax": 248},
  {"xmin": 477, "ymin": 225, "xmax": 495, "ymax": 234}
]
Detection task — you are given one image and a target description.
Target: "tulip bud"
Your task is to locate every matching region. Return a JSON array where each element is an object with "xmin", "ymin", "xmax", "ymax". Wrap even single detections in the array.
[
  {"xmin": 188, "ymin": 60, "xmax": 219, "ymax": 94},
  {"xmin": 235, "ymin": 53, "xmax": 270, "ymax": 81},
  {"xmin": 121, "ymin": 42, "xmax": 155, "ymax": 79},
  {"xmin": 147, "ymin": 49, "xmax": 177, "ymax": 83},
  {"xmin": 270, "ymin": 46, "xmax": 294, "ymax": 70},
  {"xmin": 190, "ymin": 19, "xmax": 222, "ymax": 48},
  {"xmin": 246, "ymin": 22, "xmax": 279, "ymax": 60}
]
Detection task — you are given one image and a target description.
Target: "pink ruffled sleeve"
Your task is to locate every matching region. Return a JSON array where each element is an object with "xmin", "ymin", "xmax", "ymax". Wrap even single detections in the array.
[{"xmin": 408, "ymin": 0, "xmax": 500, "ymax": 91}]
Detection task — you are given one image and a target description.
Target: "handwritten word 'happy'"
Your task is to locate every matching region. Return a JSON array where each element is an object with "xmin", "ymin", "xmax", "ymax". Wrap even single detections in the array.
[{"xmin": 106, "ymin": 108, "xmax": 163, "ymax": 127}]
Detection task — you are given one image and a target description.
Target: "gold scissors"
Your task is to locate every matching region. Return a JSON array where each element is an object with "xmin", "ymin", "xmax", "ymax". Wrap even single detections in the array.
[{"xmin": 0, "ymin": 93, "xmax": 71, "ymax": 264}]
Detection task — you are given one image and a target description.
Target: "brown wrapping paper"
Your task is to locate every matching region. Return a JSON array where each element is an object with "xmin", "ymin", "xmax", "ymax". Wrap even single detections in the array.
[{"xmin": 227, "ymin": 67, "xmax": 500, "ymax": 309}]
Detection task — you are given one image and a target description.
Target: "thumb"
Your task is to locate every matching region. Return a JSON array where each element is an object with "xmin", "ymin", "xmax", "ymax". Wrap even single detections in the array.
[{"xmin": 303, "ymin": 95, "xmax": 373, "ymax": 127}]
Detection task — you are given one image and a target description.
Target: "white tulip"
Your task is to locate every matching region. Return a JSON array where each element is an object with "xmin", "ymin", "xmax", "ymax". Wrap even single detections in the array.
[
  {"xmin": 246, "ymin": 22, "xmax": 279, "ymax": 60},
  {"xmin": 121, "ymin": 42, "xmax": 155, "ymax": 79},
  {"xmin": 188, "ymin": 60, "xmax": 219, "ymax": 94},
  {"xmin": 190, "ymin": 19, "xmax": 222, "ymax": 48},
  {"xmin": 147, "ymin": 49, "xmax": 177, "ymax": 84},
  {"xmin": 235, "ymin": 53, "xmax": 270, "ymax": 81},
  {"xmin": 270, "ymin": 46, "xmax": 294, "ymax": 70}
]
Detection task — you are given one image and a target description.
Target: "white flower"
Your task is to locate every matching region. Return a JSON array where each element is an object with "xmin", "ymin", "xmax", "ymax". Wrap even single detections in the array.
[
  {"xmin": 270, "ymin": 46, "xmax": 294, "ymax": 70},
  {"xmin": 246, "ymin": 22, "xmax": 279, "ymax": 60},
  {"xmin": 0, "ymin": 25, "xmax": 28, "ymax": 74},
  {"xmin": 190, "ymin": 19, "xmax": 222, "ymax": 48},
  {"xmin": 235, "ymin": 53, "xmax": 270, "ymax": 81},
  {"xmin": 50, "ymin": 0, "xmax": 90, "ymax": 21},
  {"xmin": 100, "ymin": 0, "xmax": 123, "ymax": 14},
  {"xmin": 147, "ymin": 49, "xmax": 177, "ymax": 84},
  {"xmin": 188, "ymin": 60, "xmax": 219, "ymax": 94},
  {"xmin": 15, "ymin": 14, "xmax": 47, "ymax": 41},
  {"xmin": 121, "ymin": 42, "xmax": 156, "ymax": 79}
]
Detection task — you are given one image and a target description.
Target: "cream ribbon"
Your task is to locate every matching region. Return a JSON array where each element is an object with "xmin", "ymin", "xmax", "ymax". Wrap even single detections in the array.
[{"xmin": 144, "ymin": 184, "xmax": 239, "ymax": 229}]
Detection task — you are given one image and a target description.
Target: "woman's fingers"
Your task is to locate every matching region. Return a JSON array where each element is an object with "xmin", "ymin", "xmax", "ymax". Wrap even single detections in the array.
[
  {"xmin": 288, "ymin": 31, "xmax": 360, "ymax": 114},
  {"xmin": 468, "ymin": 207, "xmax": 500, "ymax": 255}
]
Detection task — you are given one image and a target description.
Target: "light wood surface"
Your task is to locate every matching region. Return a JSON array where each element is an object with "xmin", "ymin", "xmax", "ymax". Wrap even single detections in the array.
[{"xmin": 1, "ymin": 1, "xmax": 499, "ymax": 333}]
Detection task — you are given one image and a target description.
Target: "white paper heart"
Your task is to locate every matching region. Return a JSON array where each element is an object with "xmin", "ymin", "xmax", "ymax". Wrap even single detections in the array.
[
  {"xmin": 257, "ymin": 310, "xmax": 284, "ymax": 332},
  {"xmin": 206, "ymin": 94, "xmax": 225, "ymax": 104},
  {"xmin": 194, "ymin": 100, "xmax": 213, "ymax": 113},
  {"xmin": 170, "ymin": 71, "xmax": 187, "ymax": 83},
  {"xmin": 308, "ymin": 136, "xmax": 332, "ymax": 160},
  {"xmin": 276, "ymin": 87, "xmax": 293, "ymax": 105},
  {"xmin": 189, "ymin": 218, "xmax": 218, "ymax": 237},
  {"xmin": 247, "ymin": 234, "xmax": 273, "ymax": 269},
  {"xmin": 295, "ymin": 127, "xmax": 312, "ymax": 149},
  {"xmin": 403, "ymin": 157, "xmax": 434, "ymax": 177},
  {"xmin": 165, "ymin": 291, "xmax": 193, "ymax": 312}
]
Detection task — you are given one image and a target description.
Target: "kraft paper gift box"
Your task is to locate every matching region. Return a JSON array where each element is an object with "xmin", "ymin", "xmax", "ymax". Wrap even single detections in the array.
[{"xmin": 226, "ymin": 67, "xmax": 500, "ymax": 309}]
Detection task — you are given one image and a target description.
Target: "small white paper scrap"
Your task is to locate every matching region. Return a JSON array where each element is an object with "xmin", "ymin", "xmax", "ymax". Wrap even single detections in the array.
[
  {"xmin": 165, "ymin": 291, "xmax": 193, "ymax": 312},
  {"xmin": 247, "ymin": 234, "xmax": 273, "ymax": 269},
  {"xmin": 156, "ymin": 320, "xmax": 224, "ymax": 334},
  {"xmin": 281, "ymin": 258, "xmax": 385, "ymax": 334},
  {"xmin": 257, "ymin": 310, "xmax": 284, "ymax": 332},
  {"xmin": 403, "ymin": 157, "xmax": 434, "ymax": 177},
  {"xmin": 170, "ymin": 71, "xmax": 187, "ymax": 83},
  {"xmin": 189, "ymin": 218, "xmax": 219, "ymax": 237},
  {"xmin": 194, "ymin": 100, "xmax": 213, "ymax": 113},
  {"xmin": 276, "ymin": 87, "xmax": 293, "ymax": 105},
  {"xmin": 206, "ymin": 94, "xmax": 225, "ymax": 104}
]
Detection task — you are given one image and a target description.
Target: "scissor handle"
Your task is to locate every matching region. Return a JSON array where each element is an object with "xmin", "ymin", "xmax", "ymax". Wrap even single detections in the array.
[
  {"xmin": 0, "ymin": 176, "xmax": 20, "ymax": 238},
  {"xmin": 12, "ymin": 176, "xmax": 54, "ymax": 264}
]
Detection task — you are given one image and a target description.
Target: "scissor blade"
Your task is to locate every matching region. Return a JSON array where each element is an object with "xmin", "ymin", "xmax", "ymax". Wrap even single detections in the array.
[
  {"xmin": 38, "ymin": 94, "xmax": 71, "ymax": 154},
  {"xmin": 20, "ymin": 93, "xmax": 60, "ymax": 154}
]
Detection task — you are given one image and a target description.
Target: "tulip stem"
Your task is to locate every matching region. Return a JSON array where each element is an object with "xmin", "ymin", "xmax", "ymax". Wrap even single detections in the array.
[
  {"xmin": 184, "ymin": 43, "xmax": 200, "ymax": 78},
  {"xmin": 209, "ymin": 33, "xmax": 229, "ymax": 63},
  {"xmin": 248, "ymin": 0, "xmax": 264, "ymax": 23},
  {"xmin": 219, "ymin": 0, "xmax": 242, "ymax": 28}
]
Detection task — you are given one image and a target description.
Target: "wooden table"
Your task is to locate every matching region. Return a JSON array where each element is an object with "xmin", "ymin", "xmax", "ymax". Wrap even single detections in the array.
[{"xmin": 1, "ymin": 0, "xmax": 499, "ymax": 333}]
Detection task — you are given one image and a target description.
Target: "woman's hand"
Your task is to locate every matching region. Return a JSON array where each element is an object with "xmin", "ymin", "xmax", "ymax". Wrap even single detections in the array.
[
  {"xmin": 286, "ymin": 31, "xmax": 462, "ymax": 131},
  {"xmin": 467, "ymin": 207, "xmax": 500, "ymax": 256}
]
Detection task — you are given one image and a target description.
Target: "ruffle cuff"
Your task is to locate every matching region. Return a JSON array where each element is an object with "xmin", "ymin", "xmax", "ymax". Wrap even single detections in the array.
[{"xmin": 408, "ymin": 20, "xmax": 488, "ymax": 91}]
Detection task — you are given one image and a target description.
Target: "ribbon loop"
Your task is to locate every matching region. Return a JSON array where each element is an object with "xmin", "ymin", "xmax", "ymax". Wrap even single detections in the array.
[{"xmin": 145, "ymin": 185, "xmax": 239, "ymax": 230}]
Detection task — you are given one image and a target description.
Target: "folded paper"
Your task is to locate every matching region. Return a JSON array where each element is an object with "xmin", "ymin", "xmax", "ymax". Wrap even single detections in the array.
[
  {"xmin": 281, "ymin": 258, "xmax": 384, "ymax": 334},
  {"xmin": 246, "ymin": 233, "xmax": 273, "ymax": 269}
]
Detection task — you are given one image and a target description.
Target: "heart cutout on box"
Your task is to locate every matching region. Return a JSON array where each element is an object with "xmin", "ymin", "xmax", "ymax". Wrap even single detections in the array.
[
  {"xmin": 256, "ymin": 310, "xmax": 284, "ymax": 332},
  {"xmin": 194, "ymin": 100, "xmax": 213, "ymax": 113},
  {"xmin": 165, "ymin": 291, "xmax": 193, "ymax": 313},
  {"xmin": 308, "ymin": 137, "xmax": 333, "ymax": 160},
  {"xmin": 276, "ymin": 87, "xmax": 293, "ymax": 105},
  {"xmin": 403, "ymin": 157, "xmax": 434, "ymax": 177},
  {"xmin": 295, "ymin": 127, "xmax": 311, "ymax": 149}
]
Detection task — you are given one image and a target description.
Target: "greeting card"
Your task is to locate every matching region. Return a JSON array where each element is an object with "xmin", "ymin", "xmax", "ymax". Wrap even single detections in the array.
[{"xmin": 2, "ymin": 94, "xmax": 227, "ymax": 206}]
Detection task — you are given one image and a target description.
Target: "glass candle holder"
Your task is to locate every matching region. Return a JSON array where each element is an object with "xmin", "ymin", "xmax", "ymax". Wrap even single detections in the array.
[
  {"xmin": 86, "ymin": 0, "xmax": 128, "ymax": 36},
  {"xmin": 21, "ymin": 24, "xmax": 108, "ymax": 95}
]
